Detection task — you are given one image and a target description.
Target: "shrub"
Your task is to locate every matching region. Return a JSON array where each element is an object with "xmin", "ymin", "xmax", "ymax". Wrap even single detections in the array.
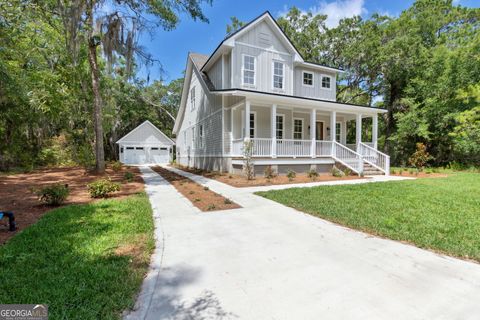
[
  {"xmin": 409, "ymin": 169, "xmax": 415, "ymax": 175},
  {"xmin": 123, "ymin": 171, "xmax": 134, "ymax": 182},
  {"xmin": 390, "ymin": 168, "xmax": 397, "ymax": 175},
  {"xmin": 264, "ymin": 165, "xmax": 276, "ymax": 180},
  {"xmin": 203, "ymin": 186, "xmax": 209, "ymax": 191},
  {"xmin": 36, "ymin": 184, "xmax": 70, "ymax": 206},
  {"xmin": 331, "ymin": 166, "xmax": 345, "ymax": 178},
  {"xmin": 189, "ymin": 190, "xmax": 195, "ymax": 195},
  {"xmin": 111, "ymin": 161, "xmax": 122, "ymax": 172},
  {"xmin": 207, "ymin": 204, "xmax": 216, "ymax": 211},
  {"xmin": 286, "ymin": 169, "xmax": 296, "ymax": 182},
  {"xmin": 242, "ymin": 139, "xmax": 255, "ymax": 180},
  {"xmin": 88, "ymin": 178, "xmax": 120, "ymax": 198},
  {"xmin": 194, "ymin": 198, "xmax": 201, "ymax": 202},
  {"xmin": 224, "ymin": 198, "xmax": 232, "ymax": 205},
  {"xmin": 307, "ymin": 169, "xmax": 318, "ymax": 180},
  {"xmin": 408, "ymin": 143, "xmax": 433, "ymax": 171},
  {"xmin": 344, "ymin": 168, "xmax": 352, "ymax": 176}
]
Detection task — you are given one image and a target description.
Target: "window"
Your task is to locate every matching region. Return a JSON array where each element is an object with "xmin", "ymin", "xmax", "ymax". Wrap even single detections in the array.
[
  {"xmin": 242, "ymin": 55, "xmax": 255, "ymax": 86},
  {"xmin": 151, "ymin": 147, "xmax": 159, "ymax": 150},
  {"xmin": 126, "ymin": 147, "xmax": 134, "ymax": 150},
  {"xmin": 294, "ymin": 119, "xmax": 303, "ymax": 140},
  {"xmin": 336, "ymin": 123, "xmax": 341, "ymax": 141},
  {"xmin": 136, "ymin": 147, "xmax": 144, "ymax": 150},
  {"xmin": 303, "ymin": 72, "xmax": 313, "ymax": 87},
  {"xmin": 276, "ymin": 115, "xmax": 284, "ymax": 140},
  {"xmin": 160, "ymin": 147, "xmax": 168, "ymax": 150},
  {"xmin": 321, "ymin": 76, "xmax": 331, "ymax": 89},
  {"xmin": 199, "ymin": 124, "xmax": 204, "ymax": 146},
  {"xmin": 120, "ymin": 147, "xmax": 124, "ymax": 153},
  {"xmin": 273, "ymin": 61, "xmax": 284, "ymax": 89},
  {"xmin": 191, "ymin": 127, "xmax": 195, "ymax": 147},
  {"xmin": 190, "ymin": 87, "xmax": 196, "ymax": 110},
  {"xmin": 249, "ymin": 113, "xmax": 255, "ymax": 138}
]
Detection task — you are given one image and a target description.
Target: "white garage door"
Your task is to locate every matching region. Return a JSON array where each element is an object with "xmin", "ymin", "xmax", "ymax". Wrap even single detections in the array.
[
  {"xmin": 149, "ymin": 147, "xmax": 169, "ymax": 164},
  {"xmin": 124, "ymin": 147, "xmax": 147, "ymax": 164}
]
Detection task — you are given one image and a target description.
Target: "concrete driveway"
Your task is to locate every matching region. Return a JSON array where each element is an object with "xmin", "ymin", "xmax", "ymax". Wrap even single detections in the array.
[{"xmin": 126, "ymin": 166, "xmax": 480, "ymax": 320}]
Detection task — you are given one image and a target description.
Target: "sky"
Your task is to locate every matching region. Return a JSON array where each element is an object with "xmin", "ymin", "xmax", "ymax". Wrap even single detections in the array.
[{"xmin": 137, "ymin": 0, "xmax": 478, "ymax": 84}]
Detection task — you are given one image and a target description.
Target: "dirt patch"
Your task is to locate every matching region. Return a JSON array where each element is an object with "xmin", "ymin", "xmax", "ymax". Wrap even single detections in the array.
[
  {"xmin": 173, "ymin": 165, "xmax": 367, "ymax": 188},
  {"xmin": 152, "ymin": 166, "xmax": 240, "ymax": 212},
  {"xmin": 0, "ymin": 166, "xmax": 144, "ymax": 244}
]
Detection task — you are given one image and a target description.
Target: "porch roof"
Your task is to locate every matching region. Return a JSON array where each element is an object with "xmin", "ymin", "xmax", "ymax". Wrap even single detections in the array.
[{"xmin": 214, "ymin": 88, "xmax": 387, "ymax": 115}]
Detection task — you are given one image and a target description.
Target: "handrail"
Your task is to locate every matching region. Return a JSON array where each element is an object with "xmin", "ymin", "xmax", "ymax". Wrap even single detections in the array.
[
  {"xmin": 358, "ymin": 142, "xmax": 390, "ymax": 175},
  {"xmin": 332, "ymin": 141, "xmax": 363, "ymax": 175}
]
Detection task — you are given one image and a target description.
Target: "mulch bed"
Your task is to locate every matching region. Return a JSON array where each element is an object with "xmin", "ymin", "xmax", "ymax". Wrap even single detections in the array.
[
  {"xmin": 173, "ymin": 165, "xmax": 366, "ymax": 188},
  {"xmin": 391, "ymin": 171, "xmax": 448, "ymax": 178},
  {"xmin": 152, "ymin": 166, "xmax": 241, "ymax": 212},
  {"xmin": 0, "ymin": 166, "xmax": 144, "ymax": 244}
]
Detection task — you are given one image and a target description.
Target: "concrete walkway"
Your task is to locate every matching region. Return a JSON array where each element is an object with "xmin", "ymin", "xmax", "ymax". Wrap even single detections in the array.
[{"xmin": 126, "ymin": 166, "xmax": 480, "ymax": 320}]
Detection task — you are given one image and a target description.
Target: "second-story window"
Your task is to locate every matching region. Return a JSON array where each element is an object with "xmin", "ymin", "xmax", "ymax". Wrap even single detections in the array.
[
  {"xmin": 243, "ymin": 55, "xmax": 255, "ymax": 86},
  {"xmin": 273, "ymin": 61, "xmax": 284, "ymax": 89},
  {"xmin": 190, "ymin": 86, "xmax": 196, "ymax": 110},
  {"xmin": 321, "ymin": 76, "xmax": 331, "ymax": 89},
  {"xmin": 303, "ymin": 71, "xmax": 313, "ymax": 87}
]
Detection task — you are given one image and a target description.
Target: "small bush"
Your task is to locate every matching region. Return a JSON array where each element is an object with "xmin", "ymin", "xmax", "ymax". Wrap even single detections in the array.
[
  {"xmin": 344, "ymin": 168, "xmax": 352, "ymax": 176},
  {"xmin": 264, "ymin": 165, "xmax": 276, "ymax": 180},
  {"xmin": 307, "ymin": 169, "xmax": 318, "ymax": 180},
  {"xmin": 409, "ymin": 169, "xmax": 415, "ymax": 175},
  {"xmin": 36, "ymin": 184, "xmax": 70, "ymax": 206},
  {"xmin": 224, "ymin": 198, "xmax": 232, "ymax": 205},
  {"xmin": 194, "ymin": 198, "xmax": 201, "ymax": 202},
  {"xmin": 331, "ymin": 166, "xmax": 345, "ymax": 178},
  {"xmin": 228, "ymin": 175, "xmax": 233, "ymax": 179},
  {"xmin": 409, "ymin": 143, "xmax": 433, "ymax": 171},
  {"xmin": 432, "ymin": 168, "xmax": 439, "ymax": 173},
  {"xmin": 111, "ymin": 161, "xmax": 122, "ymax": 172},
  {"xmin": 123, "ymin": 171, "xmax": 134, "ymax": 182},
  {"xmin": 286, "ymin": 169, "xmax": 296, "ymax": 182},
  {"xmin": 88, "ymin": 178, "xmax": 120, "ymax": 198},
  {"xmin": 207, "ymin": 204, "xmax": 216, "ymax": 211},
  {"xmin": 399, "ymin": 168, "xmax": 404, "ymax": 175},
  {"xmin": 203, "ymin": 186, "xmax": 209, "ymax": 191},
  {"xmin": 390, "ymin": 168, "xmax": 397, "ymax": 175},
  {"xmin": 189, "ymin": 191, "xmax": 195, "ymax": 195}
]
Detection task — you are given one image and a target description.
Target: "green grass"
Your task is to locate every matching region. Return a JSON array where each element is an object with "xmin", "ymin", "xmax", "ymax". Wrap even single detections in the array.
[
  {"xmin": 0, "ymin": 193, "xmax": 154, "ymax": 319},
  {"xmin": 257, "ymin": 173, "xmax": 480, "ymax": 261}
]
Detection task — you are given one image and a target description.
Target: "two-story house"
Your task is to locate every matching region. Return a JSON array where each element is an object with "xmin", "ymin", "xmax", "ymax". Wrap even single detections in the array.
[{"xmin": 173, "ymin": 11, "xmax": 389, "ymax": 176}]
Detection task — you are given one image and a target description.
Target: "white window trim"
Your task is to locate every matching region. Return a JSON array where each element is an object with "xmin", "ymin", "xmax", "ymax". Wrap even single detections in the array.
[
  {"xmin": 241, "ymin": 110, "xmax": 257, "ymax": 138},
  {"xmin": 276, "ymin": 113, "xmax": 285, "ymax": 140},
  {"xmin": 321, "ymin": 74, "xmax": 332, "ymax": 90},
  {"xmin": 335, "ymin": 121, "xmax": 342, "ymax": 142},
  {"xmin": 190, "ymin": 86, "xmax": 196, "ymax": 110},
  {"xmin": 199, "ymin": 124, "xmax": 204, "ymax": 147},
  {"xmin": 293, "ymin": 117, "xmax": 304, "ymax": 140},
  {"xmin": 272, "ymin": 60, "xmax": 285, "ymax": 91},
  {"xmin": 241, "ymin": 54, "xmax": 256, "ymax": 88},
  {"xmin": 302, "ymin": 71, "xmax": 314, "ymax": 88}
]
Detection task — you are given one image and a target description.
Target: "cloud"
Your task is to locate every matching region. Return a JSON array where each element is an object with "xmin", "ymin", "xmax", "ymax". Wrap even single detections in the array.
[{"xmin": 311, "ymin": 0, "xmax": 367, "ymax": 28}]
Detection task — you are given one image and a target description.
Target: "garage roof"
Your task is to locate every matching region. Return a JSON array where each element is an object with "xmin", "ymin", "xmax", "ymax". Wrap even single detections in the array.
[{"xmin": 116, "ymin": 120, "xmax": 174, "ymax": 145}]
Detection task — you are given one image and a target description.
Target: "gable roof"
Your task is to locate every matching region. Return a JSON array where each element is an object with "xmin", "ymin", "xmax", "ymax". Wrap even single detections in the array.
[
  {"xmin": 117, "ymin": 120, "xmax": 174, "ymax": 145},
  {"xmin": 201, "ymin": 11, "xmax": 343, "ymax": 73}
]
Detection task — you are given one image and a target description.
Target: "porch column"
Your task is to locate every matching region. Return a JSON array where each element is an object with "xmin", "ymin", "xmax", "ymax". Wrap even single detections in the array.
[
  {"xmin": 330, "ymin": 111, "xmax": 336, "ymax": 157},
  {"xmin": 245, "ymin": 100, "xmax": 250, "ymax": 140},
  {"xmin": 310, "ymin": 109, "xmax": 316, "ymax": 158},
  {"xmin": 271, "ymin": 104, "xmax": 277, "ymax": 158},
  {"xmin": 372, "ymin": 114, "xmax": 378, "ymax": 150},
  {"xmin": 356, "ymin": 113, "xmax": 362, "ymax": 148}
]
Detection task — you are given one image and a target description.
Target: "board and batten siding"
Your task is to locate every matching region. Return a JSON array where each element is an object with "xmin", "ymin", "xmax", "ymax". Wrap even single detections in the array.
[
  {"xmin": 293, "ymin": 67, "xmax": 337, "ymax": 101},
  {"xmin": 208, "ymin": 58, "xmax": 223, "ymax": 89}
]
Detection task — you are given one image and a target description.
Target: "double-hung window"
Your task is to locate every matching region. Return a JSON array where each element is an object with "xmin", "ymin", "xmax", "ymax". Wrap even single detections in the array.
[
  {"xmin": 273, "ymin": 61, "xmax": 284, "ymax": 90},
  {"xmin": 335, "ymin": 123, "xmax": 341, "ymax": 142},
  {"xmin": 249, "ymin": 113, "xmax": 255, "ymax": 138},
  {"xmin": 190, "ymin": 87, "xmax": 196, "ymax": 110},
  {"xmin": 303, "ymin": 72, "xmax": 313, "ymax": 87},
  {"xmin": 321, "ymin": 76, "xmax": 331, "ymax": 89},
  {"xmin": 294, "ymin": 119, "xmax": 303, "ymax": 140},
  {"xmin": 242, "ymin": 55, "xmax": 255, "ymax": 86},
  {"xmin": 276, "ymin": 115, "xmax": 284, "ymax": 140}
]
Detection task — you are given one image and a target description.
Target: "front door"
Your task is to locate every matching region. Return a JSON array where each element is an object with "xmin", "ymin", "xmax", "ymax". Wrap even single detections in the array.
[{"xmin": 316, "ymin": 122, "xmax": 324, "ymax": 140}]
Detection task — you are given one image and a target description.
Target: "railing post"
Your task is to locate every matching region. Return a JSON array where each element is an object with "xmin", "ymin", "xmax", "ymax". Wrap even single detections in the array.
[
  {"xmin": 311, "ymin": 109, "xmax": 316, "ymax": 158},
  {"xmin": 271, "ymin": 104, "xmax": 277, "ymax": 158},
  {"xmin": 356, "ymin": 113, "xmax": 362, "ymax": 151},
  {"xmin": 331, "ymin": 141, "xmax": 336, "ymax": 157},
  {"xmin": 385, "ymin": 156, "xmax": 390, "ymax": 176}
]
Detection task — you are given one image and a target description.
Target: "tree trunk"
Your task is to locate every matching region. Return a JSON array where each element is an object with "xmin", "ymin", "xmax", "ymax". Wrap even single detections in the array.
[{"xmin": 86, "ymin": 1, "xmax": 105, "ymax": 173}]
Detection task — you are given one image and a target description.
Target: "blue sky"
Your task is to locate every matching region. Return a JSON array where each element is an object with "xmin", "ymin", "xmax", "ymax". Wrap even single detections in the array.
[{"xmin": 137, "ymin": 0, "xmax": 478, "ymax": 83}]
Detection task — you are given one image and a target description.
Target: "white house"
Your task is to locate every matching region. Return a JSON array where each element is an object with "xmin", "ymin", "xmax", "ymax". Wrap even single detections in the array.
[
  {"xmin": 173, "ymin": 11, "xmax": 389, "ymax": 175},
  {"xmin": 117, "ymin": 120, "xmax": 174, "ymax": 165}
]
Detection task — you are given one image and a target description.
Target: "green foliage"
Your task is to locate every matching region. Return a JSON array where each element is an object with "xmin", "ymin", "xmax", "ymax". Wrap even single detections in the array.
[
  {"xmin": 124, "ymin": 171, "xmax": 134, "ymax": 182},
  {"xmin": 331, "ymin": 166, "xmax": 345, "ymax": 177},
  {"xmin": 35, "ymin": 184, "xmax": 70, "ymax": 206},
  {"xmin": 307, "ymin": 169, "xmax": 318, "ymax": 180},
  {"xmin": 87, "ymin": 178, "xmax": 121, "ymax": 198},
  {"xmin": 0, "ymin": 193, "xmax": 154, "ymax": 319},
  {"xmin": 343, "ymin": 168, "xmax": 353, "ymax": 176},
  {"xmin": 264, "ymin": 165, "xmax": 277, "ymax": 180},
  {"xmin": 242, "ymin": 140, "xmax": 255, "ymax": 180},
  {"xmin": 408, "ymin": 143, "xmax": 433, "ymax": 171},
  {"xmin": 286, "ymin": 169, "xmax": 296, "ymax": 181},
  {"xmin": 111, "ymin": 161, "xmax": 122, "ymax": 172},
  {"xmin": 257, "ymin": 173, "xmax": 480, "ymax": 262}
]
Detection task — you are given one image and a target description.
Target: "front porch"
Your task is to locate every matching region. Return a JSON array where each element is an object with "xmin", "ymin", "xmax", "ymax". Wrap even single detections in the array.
[{"xmin": 224, "ymin": 99, "xmax": 389, "ymax": 175}]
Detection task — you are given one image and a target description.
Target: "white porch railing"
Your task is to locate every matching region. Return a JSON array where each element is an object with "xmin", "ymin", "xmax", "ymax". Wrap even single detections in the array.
[
  {"xmin": 357, "ymin": 142, "xmax": 390, "ymax": 175},
  {"xmin": 332, "ymin": 141, "xmax": 364, "ymax": 174},
  {"xmin": 232, "ymin": 139, "xmax": 244, "ymax": 156},
  {"xmin": 316, "ymin": 141, "xmax": 333, "ymax": 156},
  {"xmin": 252, "ymin": 138, "xmax": 272, "ymax": 156},
  {"xmin": 277, "ymin": 139, "xmax": 311, "ymax": 157}
]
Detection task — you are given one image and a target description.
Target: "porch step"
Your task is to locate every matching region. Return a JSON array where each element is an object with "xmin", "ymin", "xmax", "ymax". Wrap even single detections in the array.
[{"xmin": 363, "ymin": 163, "xmax": 384, "ymax": 175}]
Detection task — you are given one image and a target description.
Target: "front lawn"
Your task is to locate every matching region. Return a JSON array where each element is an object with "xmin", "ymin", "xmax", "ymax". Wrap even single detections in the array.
[
  {"xmin": 257, "ymin": 173, "xmax": 480, "ymax": 262},
  {"xmin": 0, "ymin": 193, "xmax": 154, "ymax": 319}
]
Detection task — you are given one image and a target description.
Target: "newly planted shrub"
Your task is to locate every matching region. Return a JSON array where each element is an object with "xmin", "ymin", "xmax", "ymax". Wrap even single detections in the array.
[
  {"xmin": 124, "ymin": 171, "xmax": 134, "ymax": 182},
  {"xmin": 307, "ymin": 169, "xmax": 318, "ymax": 180},
  {"xmin": 344, "ymin": 168, "xmax": 352, "ymax": 176},
  {"xmin": 331, "ymin": 166, "xmax": 345, "ymax": 177},
  {"xmin": 203, "ymin": 186, "xmax": 209, "ymax": 191},
  {"xmin": 264, "ymin": 165, "xmax": 276, "ymax": 180},
  {"xmin": 36, "ymin": 184, "xmax": 70, "ymax": 206},
  {"xmin": 207, "ymin": 204, "xmax": 216, "ymax": 211},
  {"xmin": 224, "ymin": 198, "xmax": 232, "ymax": 205},
  {"xmin": 111, "ymin": 161, "xmax": 122, "ymax": 172},
  {"xmin": 286, "ymin": 169, "xmax": 296, "ymax": 182},
  {"xmin": 409, "ymin": 143, "xmax": 433, "ymax": 171},
  {"xmin": 88, "ymin": 178, "xmax": 121, "ymax": 198}
]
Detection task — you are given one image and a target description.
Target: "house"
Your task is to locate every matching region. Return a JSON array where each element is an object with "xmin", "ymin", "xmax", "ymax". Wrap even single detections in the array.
[
  {"xmin": 173, "ymin": 11, "xmax": 389, "ymax": 176},
  {"xmin": 117, "ymin": 120, "xmax": 174, "ymax": 165}
]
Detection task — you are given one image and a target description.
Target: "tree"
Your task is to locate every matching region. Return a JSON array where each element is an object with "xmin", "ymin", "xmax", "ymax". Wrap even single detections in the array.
[{"xmin": 226, "ymin": 17, "xmax": 246, "ymax": 35}]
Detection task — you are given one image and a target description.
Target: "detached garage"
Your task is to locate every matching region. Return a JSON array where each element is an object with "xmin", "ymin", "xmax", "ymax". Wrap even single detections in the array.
[{"xmin": 117, "ymin": 120, "xmax": 174, "ymax": 165}]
